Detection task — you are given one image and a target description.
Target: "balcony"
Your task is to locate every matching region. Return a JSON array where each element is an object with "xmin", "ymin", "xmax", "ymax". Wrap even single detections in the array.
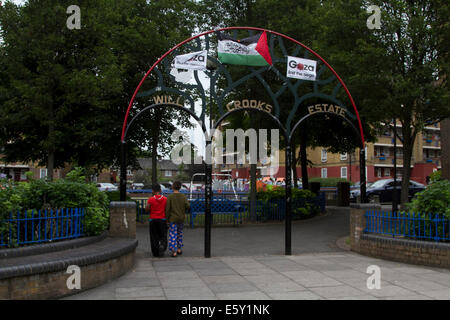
[
  {"xmin": 423, "ymin": 157, "xmax": 441, "ymax": 167},
  {"xmin": 422, "ymin": 138, "xmax": 440, "ymax": 149},
  {"xmin": 371, "ymin": 155, "xmax": 407, "ymax": 167}
]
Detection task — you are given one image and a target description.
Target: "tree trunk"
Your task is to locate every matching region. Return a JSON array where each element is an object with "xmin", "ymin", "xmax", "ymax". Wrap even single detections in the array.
[
  {"xmin": 400, "ymin": 136, "xmax": 414, "ymax": 207},
  {"xmin": 47, "ymin": 152, "xmax": 54, "ymax": 181},
  {"xmin": 300, "ymin": 129, "xmax": 308, "ymax": 190},
  {"xmin": 47, "ymin": 102, "xmax": 55, "ymax": 181},
  {"xmin": 400, "ymin": 121, "xmax": 416, "ymax": 208}
]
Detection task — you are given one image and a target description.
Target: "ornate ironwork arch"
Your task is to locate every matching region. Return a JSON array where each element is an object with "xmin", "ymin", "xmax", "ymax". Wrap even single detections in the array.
[
  {"xmin": 120, "ymin": 27, "xmax": 368, "ymax": 257},
  {"xmin": 123, "ymin": 103, "xmax": 208, "ymax": 142}
]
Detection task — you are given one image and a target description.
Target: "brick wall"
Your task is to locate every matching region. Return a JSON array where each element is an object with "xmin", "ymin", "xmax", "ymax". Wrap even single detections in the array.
[
  {"xmin": 350, "ymin": 204, "xmax": 450, "ymax": 269},
  {"xmin": 0, "ymin": 251, "xmax": 135, "ymax": 299},
  {"xmin": 358, "ymin": 234, "xmax": 450, "ymax": 268}
]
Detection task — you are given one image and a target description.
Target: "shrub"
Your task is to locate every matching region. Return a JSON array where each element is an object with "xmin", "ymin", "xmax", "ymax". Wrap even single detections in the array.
[
  {"xmin": 407, "ymin": 179, "xmax": 450, "ymax": 217},
  {"xmin": 105, "ymin": 191, "xmax": 131, "ymax": 202},
  {"xmin": 430, "ymin": 170, "xmax": 442, "ymax": 183},
  {"xmin": 405, "ymin": 180, "xmax": 450, "ymax": 241},
  {"xmin": 0, "ymin": 167, "xmax": 109, "ymax": 240},
  {"xmin": 255, "ymin": 188, "xmax": 319, "ymax": 220}
]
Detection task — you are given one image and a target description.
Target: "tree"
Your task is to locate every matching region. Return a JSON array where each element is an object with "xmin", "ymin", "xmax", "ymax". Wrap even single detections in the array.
[
  {"xmin": 313, "ymin": 0, "xmax": 449, "ymax": 205},
  {"xmin": 0, "ymin": 0, "xmax": 198, "ymax": 179}
]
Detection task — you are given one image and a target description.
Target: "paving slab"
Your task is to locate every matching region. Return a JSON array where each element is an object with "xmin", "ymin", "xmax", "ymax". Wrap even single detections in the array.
[
  {"xmin": 115, "ymin": 287, "xmax": 165, "ymax": 299},
  {"xmin": 216, "ymin": 291, "xmax": 271, "ymax": 300},
  {"xmin": 309, "ymin": 285, "xmax": 369, "ymax": 299},
  {"xmin": 267, "ymin": 291, "xmax": 322, "ymax": 300},
  {"xmin": 251, "ymin": 281, "xmax": 307, "ymax": 294},
  {"xmin": 281, "ymin": 270, "xmax": 344, "ymax": 287},
  {"xmin": 420, "ymin": 289, "xmax": 450, "ymax": 300}
]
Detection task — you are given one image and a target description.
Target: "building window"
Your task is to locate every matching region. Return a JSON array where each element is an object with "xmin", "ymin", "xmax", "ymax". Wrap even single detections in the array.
[
  {"xmin": 321, "ymin": 168, "xmax": 327, "ymax": 178},
  {"xmin": 321, "ymin": 149, "xmax": 327, "ymax": 162},
  {"xmin": 340, "ymin": 167, "xmax": 347, "ymax": 179},
  {"xmin": 376, "ymin": 168, "xmax": 382, "ymax": 178},
  {"xmin": 340, "ymin": 153, "xmax": 347, "ymax": 161},
  {"xmin": 40, "ymin": 169, "xmax": 47, "ymax": 179},
  {"xmin": 165, "ymin": 170, "xmax": 172, "ymax": 177},
  {"xmin": 365, "ymin": 146, "xmax": 368, "ymax": 160},
  {"xmin": 384, "ymin": 168, "xmax": 391, "ymax": 177},
  {"xmin": 127, "ymin": 169, "xmax": 132, "ymax": 176}
]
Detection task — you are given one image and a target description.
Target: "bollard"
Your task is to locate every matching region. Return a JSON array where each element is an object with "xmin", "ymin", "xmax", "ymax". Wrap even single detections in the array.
[{"xmin": 337, "ymin": 182, "xmax": 350, "ymax": 207}]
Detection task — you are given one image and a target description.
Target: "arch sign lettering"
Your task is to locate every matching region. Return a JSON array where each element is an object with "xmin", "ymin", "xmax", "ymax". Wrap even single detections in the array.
[{"xmin": 120, "ymin": 27, "xmax": 367, "ymax": 257}]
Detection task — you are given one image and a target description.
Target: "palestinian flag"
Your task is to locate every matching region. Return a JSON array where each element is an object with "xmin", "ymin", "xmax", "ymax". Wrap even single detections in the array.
[{"xmin": 217, "ymin": 31, "xmax": 272, "ymax": 67}]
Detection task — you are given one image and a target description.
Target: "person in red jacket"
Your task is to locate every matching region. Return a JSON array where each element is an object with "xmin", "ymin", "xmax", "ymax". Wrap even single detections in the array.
[{"xmin": 146, "ymin": 184, "xmax": 168, "ymax": 257}]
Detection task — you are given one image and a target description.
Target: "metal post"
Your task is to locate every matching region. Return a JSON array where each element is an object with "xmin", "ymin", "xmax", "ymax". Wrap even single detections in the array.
[
  {"xmin": 285, "ymin": 146, "xmax": 292, "ymax": 255},
  {"xmin": 204, "ymin": 141, "xmax": 212, "ymax": 258},
  {"xmin": 250, "ymin": 164, "xmax": 257, "ymax": 221},
  {"xmin": 360, "ymin": 146, "xmax": 367, "ymax": 203},
  {"xmin": 120, "ymin": 141, "xmax": 127, "ymax": 201},
  {"xmin": 392, "ymin": 119, "xmax": 398, "ymax": 212}
]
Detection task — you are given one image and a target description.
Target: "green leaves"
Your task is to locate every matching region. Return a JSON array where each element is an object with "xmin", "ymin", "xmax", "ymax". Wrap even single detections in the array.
[
  {"xmin": 0, "ymin": 0, "xmax": 199, "ymax": 172},
  {"xmin": 0, "ymin": 169, "xmax": 110, "ymax": 237},
  {"xmin": 408, "ymin": 180, "xmax": 450, "ymax": 217}
]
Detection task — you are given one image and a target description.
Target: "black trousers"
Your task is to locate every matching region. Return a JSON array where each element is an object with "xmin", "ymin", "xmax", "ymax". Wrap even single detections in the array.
[{"xmin": 149, "ymin": 219, "xmax": 168, "ymax": 257}]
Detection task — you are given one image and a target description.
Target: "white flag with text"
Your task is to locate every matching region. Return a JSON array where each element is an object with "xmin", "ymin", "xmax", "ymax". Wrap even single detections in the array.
[
  {"xmin": 286, "ymin": 56, "xmax": 317, "ymax": 81},
  {"xmin": 174, "ymin": 50, "xmax": 207, "ymax": 71}
]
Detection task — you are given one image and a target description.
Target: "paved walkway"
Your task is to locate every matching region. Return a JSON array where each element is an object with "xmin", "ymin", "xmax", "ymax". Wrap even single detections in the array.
[
  {"xmin": 65, "ymin": 252, "xmax": 450, "ymax": 300},
  {"xmin": 65, "ymin": 209, "xmax": 450, "ymax": 300}
]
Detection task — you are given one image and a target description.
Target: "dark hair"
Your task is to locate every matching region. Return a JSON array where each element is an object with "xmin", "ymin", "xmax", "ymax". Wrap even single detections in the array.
[
  {"xmin": 172, "ymin": 181, "xmax": 181, "ymax": 191},
  {"xmin": 152, "ymin": 184, "xmax": 161, "ymax": 192}
]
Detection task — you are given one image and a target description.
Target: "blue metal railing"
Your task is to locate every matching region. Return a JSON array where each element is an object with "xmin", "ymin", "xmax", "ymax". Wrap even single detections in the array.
[
  {"xmin": 0, "ymin": 208, "xmax": 86, "ymax": 248},
  {"xmin": 364, "ymin": 211, "xmax": 450, "ymax": 242},
  {"xmin": 135, "ymin": 193, "xmax": 325, "ymax": 226}
]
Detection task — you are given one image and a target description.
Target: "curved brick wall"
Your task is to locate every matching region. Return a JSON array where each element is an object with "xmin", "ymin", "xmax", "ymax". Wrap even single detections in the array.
[
  {"xmin": 0, "ymin": 237, "xmax": 137, "ymax": 299},
  {"xmin": 350, "ymin": 204, "xmax": 450, "ymax": 269}
]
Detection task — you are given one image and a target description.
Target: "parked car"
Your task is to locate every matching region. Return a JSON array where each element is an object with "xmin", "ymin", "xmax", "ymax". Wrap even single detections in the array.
[
  {"xmin": 96, "ymin": 183, "xmax": 118, "ymax": 192},
  {"xmin": 130, "ymin": 183, "xmax": 144, "ymax": 190},
  {"xmin": 350, "ymin": 179, "xmax": 425, "ymax": 203}
]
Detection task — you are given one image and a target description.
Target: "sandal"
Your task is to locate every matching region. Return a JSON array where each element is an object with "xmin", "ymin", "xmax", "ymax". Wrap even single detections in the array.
[
  {"xmin": 170, "ymin": 252, "xmax": 177, "ymax": 257},
  {"xmin": 177, "ymin": 250, "xmax": 182, "ymax": 255}
]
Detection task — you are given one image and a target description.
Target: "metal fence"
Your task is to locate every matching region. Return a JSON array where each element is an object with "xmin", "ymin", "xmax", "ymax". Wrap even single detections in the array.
[
  {"xmin": 364, "ymin": 211, "xmax": 450, "ymax": 242},
  {"xmin": 0, "ymin": 208, "xmax": 86, "ymax": 248},
  {"xmin": 135, "ymin": 193, "xmax": 326, "ymax": 226}
]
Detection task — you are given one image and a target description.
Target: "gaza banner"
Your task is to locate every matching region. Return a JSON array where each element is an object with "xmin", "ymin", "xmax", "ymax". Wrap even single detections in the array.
[
  {"xmin": 286, "ymin": 56, "xmax": 317, "ymax": 81},
  {"xmin": 174, "ymin": 50, "xmax": 207, "ymax": 71}
]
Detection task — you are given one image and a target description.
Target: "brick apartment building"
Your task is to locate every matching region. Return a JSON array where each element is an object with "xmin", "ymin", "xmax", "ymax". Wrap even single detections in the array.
[{"xmin": 220, "ymin": 121, "xmax": 442, "ymax": 185}]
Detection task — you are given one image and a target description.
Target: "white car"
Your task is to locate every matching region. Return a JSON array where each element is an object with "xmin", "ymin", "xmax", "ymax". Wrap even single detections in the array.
[
  {"xmin": 96, "ymin": 183, "xmax": 118, "ymax": 192},
  {"xmin": 131, "ymin": 183, "xmax": 144, "ymax": 190}
]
